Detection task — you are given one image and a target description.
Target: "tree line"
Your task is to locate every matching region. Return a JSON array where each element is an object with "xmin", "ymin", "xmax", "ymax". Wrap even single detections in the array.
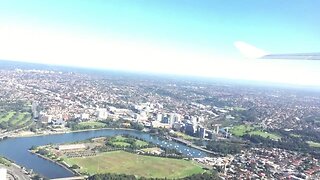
[{"xmin": 88, "ymin": 172, "xmax": 220, "ymax": 180}]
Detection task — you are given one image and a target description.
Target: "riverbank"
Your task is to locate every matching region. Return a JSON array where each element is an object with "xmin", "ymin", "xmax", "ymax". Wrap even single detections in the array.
[
  {"xmin": 5, "ymin": 127, "xmax": 217, "ymax": 159},
  {"xmin": 9, "ymin": 127, "xmax": 138, "ymax": 138},
  {"xmin": 0, "ymin": 156, "xmax": 34, "ymax": 179},
  {"xmin": 28, "ymin": 149, "xmax": 81, "ymax": 177},
  {"xmin": 0, "ymin": 128, "xmax": 208, "ymax": 178},
  {"xmin": 31, "ymin": 136, "xmax": 205, "ymax": 179},
  {"xmin": 11, "ymin": 127, "xmax": 218, "ymax": 157}
]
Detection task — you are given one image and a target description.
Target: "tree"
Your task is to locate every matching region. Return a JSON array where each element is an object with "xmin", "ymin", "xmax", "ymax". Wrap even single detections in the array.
[
  {"xmin": 182, "ymin": 172, "xmax": 221, "ymax": 180},
  {"xmin": 30, "ymin": 126, "xmax": 37, "ymax": 132},
  {"xmin": 71, "ymin": 164, "xmax": 80, "ymax": 169},
  {"xmin": 130, "ymin": 122, "xmax": 144, "ymax": 131},
  {"xmin": 37, "ymin": 149, "xmax": 49, "ymax": 156},
  {"xmin": 88, "ymin": 173, "xmax": 137, "ymax": 180},
  {"xmin": 206, "ymin": 141, "xmax": 241, "ymax": 155},
  {"xmin": 30, "ymin": 146, "xmax": 37, "ymax": 150}
]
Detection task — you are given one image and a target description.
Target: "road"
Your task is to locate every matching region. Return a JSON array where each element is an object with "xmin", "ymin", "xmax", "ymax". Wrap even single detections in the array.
[{"xmin": 0, "ymin": 163, "xmax": 31, "ymax": 180}]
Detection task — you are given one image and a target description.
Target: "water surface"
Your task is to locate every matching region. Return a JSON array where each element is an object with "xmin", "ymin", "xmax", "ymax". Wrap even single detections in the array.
[{"xmin": 0, "ymin": 129, "xmax": 207, "ymax": 178}]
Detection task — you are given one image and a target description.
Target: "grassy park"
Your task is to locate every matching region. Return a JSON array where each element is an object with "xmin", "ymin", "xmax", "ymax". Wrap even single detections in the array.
[
  {"xmin": 78, "ymin": 121, "xmax": 107, "ymax": 128},
  {"xmin": 112, "ymin": 141, "xmax": 131, "ymax": 147},
  {"xmin": 109, "ymin": 135, "xmax": 150, "ymax": 148},
  {"xmin": 135, "ymin": 139, "xmax": 149, "ymax": 147},
  {"xmin": 0, "ymin": 156, "xmax": 11, "ymax": 166},
  {"xmin": 64, "ymin": 151, "xmax": 205, "ymax": 178},
  {"xmin": 230, "ymin": 125, "xmax": 281, "ymax": 140},
  {"xmin": 114, "ymin": 135, "xmax": 127, "ymax": 141},
  {"xmin": 230, "ymin": 125, "xmax": 254, "ymax": 136}
]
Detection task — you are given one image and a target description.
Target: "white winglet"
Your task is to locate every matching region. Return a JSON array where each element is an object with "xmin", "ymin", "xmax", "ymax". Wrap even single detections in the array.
[{"xmin": 234, "ymin": 41, "xmax": 268, "ymax": 59}]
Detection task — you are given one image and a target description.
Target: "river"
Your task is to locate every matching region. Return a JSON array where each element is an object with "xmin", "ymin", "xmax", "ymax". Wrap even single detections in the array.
[{"xmin": 0, "ymin": 129, "xmax": 208, "ymax": 179}]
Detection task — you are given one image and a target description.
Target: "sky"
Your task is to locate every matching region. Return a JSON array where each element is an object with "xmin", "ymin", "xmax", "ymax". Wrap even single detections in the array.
[{"xmin": 0, "ymin": 0, "xmax": 320, "ymax": 86}]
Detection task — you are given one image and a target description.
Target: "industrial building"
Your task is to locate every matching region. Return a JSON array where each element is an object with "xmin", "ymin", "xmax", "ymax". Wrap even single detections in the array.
[{"xmin": 57, "ymin": 144, "xmax": 86, "ymax": 151}]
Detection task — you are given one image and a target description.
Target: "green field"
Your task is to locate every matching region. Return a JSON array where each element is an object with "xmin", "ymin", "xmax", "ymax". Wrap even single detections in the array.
[
  {"xmin": 78, "ymin": 121, "xmax": 106, "ymax": 128},
  {"xmin": 134, "ymin": 140, "xmax": 149, "ymax": 147},
  {"xmin": 230, "ymin": 125, "xmax": 254, "ymax": 136},
  {"xmin": 110, "ymin": 135, "xmax": 149, "ymax": 148},
  {"xmin": 112, "ymin": 141, "xmax": 131, "ymax": 147},
  {"xmin": 307, "ymin": 141, "xmax": 320, "ymax": 148},
  {"xmin": 0, "ymin": 156, "xmax": 11, "ymax": 166},
  {"xmin": 230, "ymin": 125, "xmax": 281, "ymax": 140},
  {"xmin": 114, "ymin": 135, "xmax": 127, "ymax": 141},
  {"xmin": 64, "ymin": 151, "xmax": 204, "ymax": 178}
]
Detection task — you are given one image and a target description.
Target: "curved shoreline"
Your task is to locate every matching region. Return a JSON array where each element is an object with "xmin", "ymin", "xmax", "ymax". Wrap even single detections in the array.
[
  {"xmin": 9, "ymin": 127, "xmax": 138, "ymax": 138},
  {"xmin": 28, "ymin": 150, "xmax": 81, "ymax": 177},
  {"xmin": 0, "ymin": 128, "xmax": 210, "ymax": 179},
  {"xmin": 9, "ymin": 127, "xmax": 216, "ymax": 157}
]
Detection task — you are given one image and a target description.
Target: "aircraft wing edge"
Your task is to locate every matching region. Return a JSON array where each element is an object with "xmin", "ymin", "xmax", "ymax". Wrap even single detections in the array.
[{"xmin": 261, "ymin": 53, "xmax": 320, "ymax": 60}]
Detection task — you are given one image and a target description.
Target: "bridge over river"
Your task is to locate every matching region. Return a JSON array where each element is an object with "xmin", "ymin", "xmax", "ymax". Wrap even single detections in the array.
[{"xmin": 170, "ymin": 137, "xmax": 219, "ymax": 155}]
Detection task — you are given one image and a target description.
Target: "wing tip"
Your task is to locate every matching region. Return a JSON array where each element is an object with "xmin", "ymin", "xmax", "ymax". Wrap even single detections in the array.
[{"xmin": 234, "ymin": 41, "xmax": 268, "ymax": 59}]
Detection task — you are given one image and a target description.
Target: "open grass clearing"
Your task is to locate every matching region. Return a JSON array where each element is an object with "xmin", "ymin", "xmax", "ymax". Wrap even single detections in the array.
[
  {"xmin": 78, "ymin": 121, "xmax": 106, "ymax": 128},
  {"xmin": 114, "ymin": 135, "xmax": 127, "ymax": 141},
  {"xmin": 0, "ymin": 156, "xmax": 11, "ymax": 166},
  {"xmin": 230, "ymin": 125, "xmax": 254, "ymax": 136},
  {"xmin": 64, "ymin": 151, "xmax": 205, "ymax": 178},
  {"xmin": 111, "ymin": 136, "xmax": 149, "ymax": 147},
  {"xmin": 111, "ymin": 141, "xmax": 131, "ymax": 147},
  {"xmin": 231, "ymin": 125, "xmax": 281, "ymax": 140},
  {"xmin": 134, "ymin": 140, "xmax": 149, "ymax": 147}
]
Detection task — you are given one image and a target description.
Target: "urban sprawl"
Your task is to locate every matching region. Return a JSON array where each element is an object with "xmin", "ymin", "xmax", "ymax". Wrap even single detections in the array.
[{"xmin": 1, "ymin": 66, "xmax": 320, "ymax": 179}]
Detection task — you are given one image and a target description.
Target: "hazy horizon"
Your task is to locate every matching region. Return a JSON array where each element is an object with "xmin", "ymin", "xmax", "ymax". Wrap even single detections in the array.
[
  {"xmin": 2, "ymin": 59, "xmax": 320, "ymax": 92},
  {"xmin": 1, "ymin": 0, "xmax": 320, "ymax": 86}
]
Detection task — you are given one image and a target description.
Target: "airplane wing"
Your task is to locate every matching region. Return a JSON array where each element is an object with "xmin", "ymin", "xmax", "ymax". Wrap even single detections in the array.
[
  {"xmin": 234, "ymin": 41, "xmax": 320, "ymax": 60},
  {"xmin": 261, "ymin": 53, "xmax": 320, "ymax": 60}
]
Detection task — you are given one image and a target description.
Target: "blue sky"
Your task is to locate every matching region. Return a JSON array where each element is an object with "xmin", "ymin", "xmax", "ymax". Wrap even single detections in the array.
[{"xmin": 0, "ymin": 0, "xmax": 320, "ymax": 85}]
